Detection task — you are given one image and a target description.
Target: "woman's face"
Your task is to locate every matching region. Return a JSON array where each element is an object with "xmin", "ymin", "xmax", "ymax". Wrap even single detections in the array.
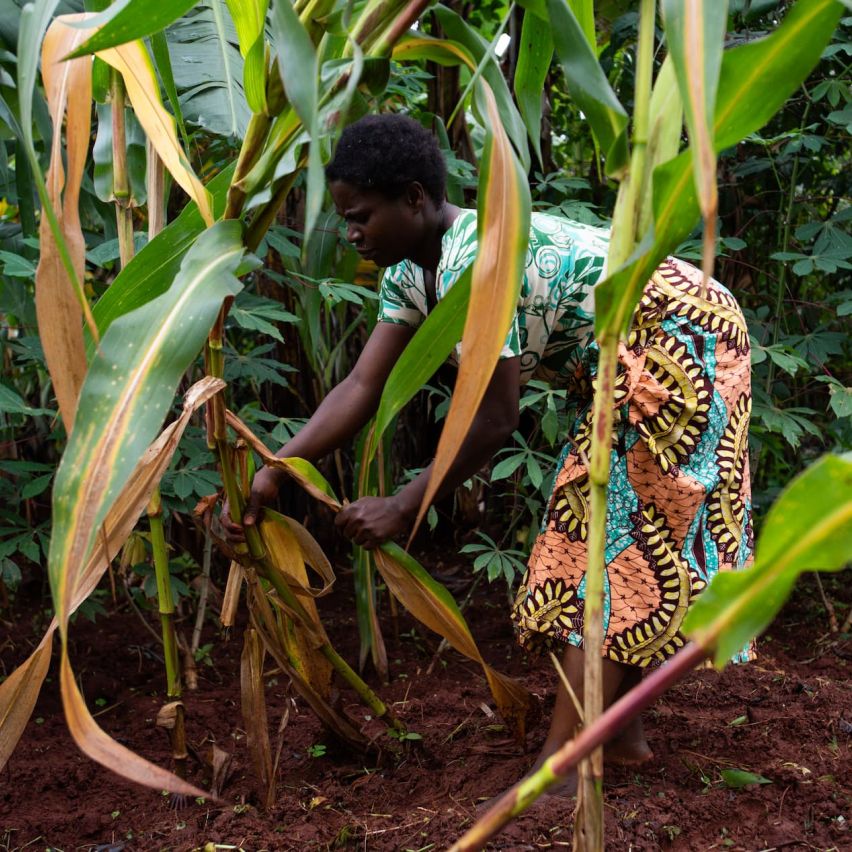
[{"xmin": 329, "ymin": 180, "xmax": 424, "ymax": 268}]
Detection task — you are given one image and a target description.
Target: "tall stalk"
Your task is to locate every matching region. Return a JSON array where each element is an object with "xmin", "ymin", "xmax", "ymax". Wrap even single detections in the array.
[
  {"xmin": 144, "ymin": 142, "xmax": 188, "ymax": 775},
  {"xmin": 147, "ymin": 488, "xmax": 188, "ymax": 774},
  {"xmin": 110, "ymin": 70, "xmax": 134, "ymax": 269},
  {"xmin": 578, "ymin": 2, "xmax": 656, "ymax": 848}
]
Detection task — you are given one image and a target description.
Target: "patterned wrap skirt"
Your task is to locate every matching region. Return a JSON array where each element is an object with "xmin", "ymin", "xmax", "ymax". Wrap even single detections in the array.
[{"xmin": 511, "ymin": 258, "xmax": 754, "ymax": 667}]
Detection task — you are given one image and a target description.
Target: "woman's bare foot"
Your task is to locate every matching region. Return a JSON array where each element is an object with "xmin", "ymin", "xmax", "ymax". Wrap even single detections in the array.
[{"xmin": 604, "ymin": 716, "xmax": 654, "ymax": 766}]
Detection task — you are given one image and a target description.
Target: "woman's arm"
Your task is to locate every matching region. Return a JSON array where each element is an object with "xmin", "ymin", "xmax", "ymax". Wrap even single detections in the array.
[
  {"xmin": 222, "ymin": 322, "xmax": 415, "ymax": 537},
  {"xmin": 334, "ymin": 356, "xmax": 521, "ymax": 548}
]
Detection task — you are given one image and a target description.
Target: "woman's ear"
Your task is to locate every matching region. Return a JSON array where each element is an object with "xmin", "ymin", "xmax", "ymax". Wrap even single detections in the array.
[{"xmin": 405, "ymin": 181, "xmax": 427, "ymax": 212}]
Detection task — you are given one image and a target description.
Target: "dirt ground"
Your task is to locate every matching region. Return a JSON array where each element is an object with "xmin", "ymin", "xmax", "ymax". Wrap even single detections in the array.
[{"xmin": 1, "ymin": 559, "xmax": 849, "ymax": 852}]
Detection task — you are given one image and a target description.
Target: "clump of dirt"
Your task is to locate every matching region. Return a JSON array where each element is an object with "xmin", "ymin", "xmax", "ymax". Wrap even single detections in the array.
[{"xmin": 1, "ymin": 565, "xmax": 849, "ymax": 851}]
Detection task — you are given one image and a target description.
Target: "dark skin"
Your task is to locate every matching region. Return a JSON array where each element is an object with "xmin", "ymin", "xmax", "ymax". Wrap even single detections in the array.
[{"xmin": 222, "ymin": 177, "xmax": 651, "ymax": 785}]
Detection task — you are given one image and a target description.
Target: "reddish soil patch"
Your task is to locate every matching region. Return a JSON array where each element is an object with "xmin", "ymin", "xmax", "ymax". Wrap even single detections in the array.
[{"xmin": 1, "ymin": 563, "xmax": 849, "ymax": 851}]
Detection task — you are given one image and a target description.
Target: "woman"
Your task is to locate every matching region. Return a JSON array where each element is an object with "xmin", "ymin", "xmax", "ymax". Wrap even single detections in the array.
[{"xmin": 223, "ymin": 113, "xmax": 753, "ymax": 780}]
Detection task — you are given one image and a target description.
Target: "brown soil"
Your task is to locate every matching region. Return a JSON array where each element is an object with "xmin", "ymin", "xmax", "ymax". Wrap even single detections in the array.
[{"xmin": 1, "ymin": 563, "xmax": 849, "ymax": 852}]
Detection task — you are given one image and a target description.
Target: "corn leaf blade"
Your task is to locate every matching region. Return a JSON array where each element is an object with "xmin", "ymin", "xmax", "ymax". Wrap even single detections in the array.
[
  {"xmin": 376, "ymin": 544, "xmax": 534, "ymax": 738},
  {"xmin": 66, "ymin": 0, "xmax": 201, "ymax": 57},
  {"xmin": 662, "ymin": 0, "xmax": 727, "ymax": 283},
  {"xmin": 270, "ymin": 0, "xmax": 323, "ymax": 241},
  {"xmin": 50, "ymin": 221, "xmax": 248, "ymax": 626},
  {"xmin": 36, "ymin": 15, "xmax": 96, "ymax": 431},
  {"xmin": 365, "ymin": 267, "xmax": 472, "ymax": 465},
  {"xmin": 0, "ymin": 378, "xmax": 224, "ymax": 777},
  {"xmin": 661, "ymin": 0, "xmax": 726, "ymax": 217},
  {"xmin": 224, "ymin": 0, "xmax": 269, "ymax": 113},
  {"xmin": 513, "ymin": 9, "xmax": 553, "ymax": 165},
  {"xmin": 684, "ymin": 453, "xmax": 852, "ymax": 666},
  {"xmin": 546, "ymin": 0, "xmax": 629, "ymax": 177},
  {"xmin": 414, "ymin": 85, "xmax": 530, "ymax": 536},
  {"xmin": 92, "ymin": 165, "xmax": 234, "ymax": 337},
  {"xmin": 96, "ymin": 37, "xmax": 213, "ymax": 225},
  {"xmin": 433, "ymin": 6, "xmax": 530, "ymax": 169}
]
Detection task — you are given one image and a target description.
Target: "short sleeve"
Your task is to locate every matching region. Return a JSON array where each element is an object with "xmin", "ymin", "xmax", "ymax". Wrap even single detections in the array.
[{"xmin": 377, "ymin": 261, "xmax": 424, "ymax": 328}]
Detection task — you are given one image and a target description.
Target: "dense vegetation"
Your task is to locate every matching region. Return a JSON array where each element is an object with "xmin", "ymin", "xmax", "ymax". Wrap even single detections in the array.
[{"xmin": 0, "ymin": 0, "xmax": 848, "ymax": 847}]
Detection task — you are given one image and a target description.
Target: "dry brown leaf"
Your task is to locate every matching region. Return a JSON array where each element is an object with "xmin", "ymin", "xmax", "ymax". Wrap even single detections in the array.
[
  {"xmin": 35, "ymin": 15, "xmax": 97, "ymax": 431},
  {"xmin": 374, "ymin": 548, "xmax": 534, "ymax": 740},
  {"xmin": 241, "ymin": 629, "xmax": 275, "ymax": 809},
  {"xmin": 60, "ymin": 651, "xmax": 204, "ymax": 796},
  {"xmin": 413, "ymin": 84, "xmax": 529, "ymax": 537},
  {"xmin": 220, "ymin": 561, "xmax": 244, "ymax": 627},
  {"xmin": 209, "ymin": 744, "xmax": 233, "ymax": 798}
]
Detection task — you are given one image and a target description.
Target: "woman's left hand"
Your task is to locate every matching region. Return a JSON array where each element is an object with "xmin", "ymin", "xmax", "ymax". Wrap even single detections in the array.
[{"xmin": 334, "ymin": 495, "xmax": 412, "ymax": 549}]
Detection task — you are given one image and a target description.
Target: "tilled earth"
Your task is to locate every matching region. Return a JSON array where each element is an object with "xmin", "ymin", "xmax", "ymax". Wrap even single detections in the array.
[{"xmin": 1, "ymin": 562, "xmax": 849, "ymax": 851}]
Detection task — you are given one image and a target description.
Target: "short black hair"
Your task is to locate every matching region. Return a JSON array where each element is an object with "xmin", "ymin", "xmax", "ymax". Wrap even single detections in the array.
[{"xmin": 326, "ymin": 114, "xmax": 447, "ymax": 204}]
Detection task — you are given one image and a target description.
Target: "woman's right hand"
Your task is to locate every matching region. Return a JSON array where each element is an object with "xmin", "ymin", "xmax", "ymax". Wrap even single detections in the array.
[{"xmin": 220, "ymin": 466, "xmax": 283, "ymax": 542}]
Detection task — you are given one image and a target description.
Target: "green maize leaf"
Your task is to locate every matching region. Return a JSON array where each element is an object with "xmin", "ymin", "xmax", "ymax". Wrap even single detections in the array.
[
  {"xmin": 720, "ymin": 769, "xmax": 773, "ymax": 788},
  {"xmin": 546, "ymin": 0, "xmax": 629, "ymax": 178},
  {"xmin": 51, "ymin": 220, "xmax": 251, "ymax": 625},
  {"xmin": 365, "ymin": 267, "xmax": 472, "ymax": 466},
  {"xmin": 647, "ymin": 56, "xmax": 683, "ymax": 173},
  {"xmin": 568, "ymin": 0, "xmax": 595, "ymax": 47},
  {"xmin": 514, "ymin": 8, "xmax": 553, "ymax": 165},
  {"xmin": 224, "ymin": 0, "xmax": 269, "ymax": 113},
  {"xmin": 684, "ymin": 453, "xmax": 852, "ymax": 667},
  {"xmin": 376, "ymin": 543, "xmax": 534, "ymax": 739},
  {"xmin": 415, "ymin": 85, "xmax": 530, "ymax": 538},
  {"xmin": 66, "ymin": 0, "xmax": 201, "ymax": 57},
  {"xmin": 91, "ymin": 164, "xmax": 235, "ymax": 338},
  {"xmin": 517, "ymin": 0, "xmax": 548, "ymax": 19},
  {"xmin": 150, "ymin": 30, "xmax": 190, "ymax": 152},
  {"xmin": 270, "ymin": 0, "xmax": 323, "ymax": 242},
  {"xmin": 662, "ymin": 0, "xmax": 727, "ymax": 282},
  {"xmin": 0, "ymin": 377, "xmax": 223, "ymax": 776},
  {"xmin": 18, "ymin": 0, "xmax": 60, "ymax": 158},
  {"xmin": 433, "ymin": 6, "xmax": 530, "ymax": 170},
  {"xmin": 662, "ymin": 0, "xmax": 726, "ymax": 210},
  {"xmin": 595, "ymin": 0, "xmax": 843, "ymax": 338}
]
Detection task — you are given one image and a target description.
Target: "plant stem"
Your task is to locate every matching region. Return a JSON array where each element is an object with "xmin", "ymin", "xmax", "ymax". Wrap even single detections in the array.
[
  {"xmin": 224, "ymin": 111, "xmax": 273, "ymax": 220},
  {"xmin": 578, "ymin": 3, "xmax": 655, "ymax": 847},
  {"xmin": 215, "ymin": 425, "xmax": 405, "ymax": 735},
  {"xmin": 110, "ymin": 71, "xmax": 134, "ymax": 269},
  {"xmin": 147, "ymin": 488, "xmax": 188, "ymax": 774}
]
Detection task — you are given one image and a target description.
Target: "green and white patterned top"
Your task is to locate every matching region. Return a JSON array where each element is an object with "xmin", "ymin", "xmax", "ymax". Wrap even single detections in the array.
[{"xmin": 378, "ymin": 209, "xmax": 609, "ymax": 386}]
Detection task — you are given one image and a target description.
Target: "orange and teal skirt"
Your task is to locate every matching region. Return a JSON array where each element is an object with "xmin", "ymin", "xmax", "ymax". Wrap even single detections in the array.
[{"xmin": 511, "ymin": 258, "xmax": 754, "ymax": 667}]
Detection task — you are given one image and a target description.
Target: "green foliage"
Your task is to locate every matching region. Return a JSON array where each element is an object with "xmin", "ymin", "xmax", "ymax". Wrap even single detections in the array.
[{"xmin": 460, "ymin": 531, "xmax": 528, "ymax": 585}]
